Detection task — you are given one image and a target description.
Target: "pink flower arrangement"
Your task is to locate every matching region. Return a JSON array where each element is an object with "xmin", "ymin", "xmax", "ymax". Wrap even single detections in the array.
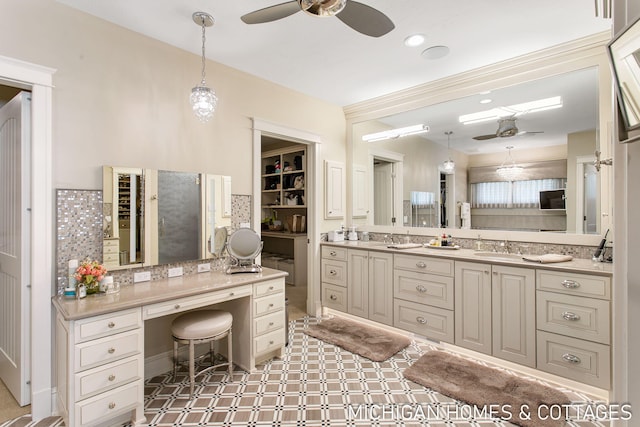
[{"xmin": 75, "ymin": 259, "xmax": 107, "ymax": 292}]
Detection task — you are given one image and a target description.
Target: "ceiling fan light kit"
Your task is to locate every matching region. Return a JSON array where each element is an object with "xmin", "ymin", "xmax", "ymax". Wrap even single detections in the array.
[
  {"xmin": 496, "ymin": 145, "xmax": 523, "ymax": 180},
  {"xmin": 190, "ymin": 11, "xmax": 218, "ymax": 122},
  {"xmin": 299, "ymin": 0, "xmax": 347, "ymax": 17}
]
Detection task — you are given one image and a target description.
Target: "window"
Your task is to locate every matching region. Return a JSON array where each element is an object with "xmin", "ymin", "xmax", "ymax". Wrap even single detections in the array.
[{"xmin": 470, "ymin": 178, "xmax": 565, "ymax": 208}]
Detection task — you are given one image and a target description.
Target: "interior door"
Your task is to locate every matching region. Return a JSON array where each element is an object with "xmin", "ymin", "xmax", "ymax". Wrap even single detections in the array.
[
  {"xmin": 373, "ymin": 160, "xmax": 393, "ymax": 225},
  {"xmin": 583, "ymin": 163, "xmax": 598, "ymax": 234},
  {"xmin": 0, "ymin": 91, "xmax": 31, "ymax": 406}
]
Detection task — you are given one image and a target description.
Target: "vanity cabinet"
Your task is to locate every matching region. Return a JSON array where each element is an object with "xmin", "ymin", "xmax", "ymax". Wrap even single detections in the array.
[
  {"xmin": 253, "ymin": 279, "xmax": 287, "ymax": 362},
  {"xmin": 393, "ymin": 254, "xmax": 455, "ymax": 343},
  {"xmin": 55, "ymin": 308, "xmax": 145, "ymax": 427},
  {"xmin": 535, "ymin": 270, "xmax": 611, "ymax": 388},
  {"xmin": 347, "ymin": 249, "xmax": 393, "ymax": 326},
  {"xmin": 321, "ymin": 246, "xmax": 348, "ymax": 312},
  {"xmin": 454, "ymin": 262, "xmax": 535, "ymax": 367}
]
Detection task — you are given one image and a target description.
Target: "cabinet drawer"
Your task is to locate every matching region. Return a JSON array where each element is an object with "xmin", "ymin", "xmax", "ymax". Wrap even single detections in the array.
[
  {"xmin": 536, "ymin": 331, "xmax": 610, "ymax": 389},
  {"xmin": 321, "ymin": 259, "xmax": 347, "ymax": 287},
  {"xmin": 254, "ymin": 310, "xmax": 285, "ymax": 336},
  {"xmin": 254, "ymin": 292, "xmax": 284, "ymax": 316},
  {"xmin": 254, "ymin": 328, "xmax": 285, "ymax": 356},
  {"xmin": 322, "ymin": 283, "xmax": 347, "ymax": 312},
  {"xmin": 394, "ymin": 254, "xmax": 453, "ymax": 277},
  {"xmin": 75, "ymin": 329, "xmax": 141, "ymax": 372},
  {"xmin": 103, "ymin": 241, "xmax": 119, "ymax": 253},
  {"xmin": 75, "ymin": 355, "xmax": 140, "ymax": 401},
  {"xmin": 103, "ymin": 253, "xmax": 119, "ymax": 263},
  {"xmin": 254, "ymin": 279, "xmax": 285, "ymax": 298},
  {"xmin": 322, "ymin": 246, "xmax": 348, "ymax": 261},
  {"xmin": 75, "ymin": 379, "xmax": 142, "ymax": 426},
  {"xmin": 394, "ymin": 269, "xmax": 454, "ymax": 310},
  {"xmin": 75, "ymin": 308, "xmax": 141, "ymax": 343},
  {"xmin": 537, "ymin": 291, "xmax": 610, "ymax": 344},
  {"xmin": 537, "ymin": 270, "xmax": 610, "ymax": 299},
  {"xmin": 143, "ymin": 284, "xmax": 252, "ymax": 320},
  {"xmin": 393, "ymin": 299, "xmax": 454, "ymax": 343}
]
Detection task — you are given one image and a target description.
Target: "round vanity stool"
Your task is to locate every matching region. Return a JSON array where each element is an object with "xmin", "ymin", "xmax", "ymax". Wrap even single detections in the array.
[{"xmin": 171, "ymin": 309, "xmax": 233, "ymax": 398}]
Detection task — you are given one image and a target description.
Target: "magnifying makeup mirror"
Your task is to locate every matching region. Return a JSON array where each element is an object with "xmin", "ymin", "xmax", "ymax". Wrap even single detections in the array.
[{"xmin": 224, "ymin": 228, "xmax": 263, "ymax": 274}]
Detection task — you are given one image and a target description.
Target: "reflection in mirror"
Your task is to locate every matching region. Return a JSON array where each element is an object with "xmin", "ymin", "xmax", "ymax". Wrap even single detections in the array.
[
  {"xmin": 103, "ymin": 167, "xmax": 232, "ymax": 269},
  {"xmin": 352, "ymin": 67, "xmax": 601, "ymax": 234},
  {"xmin": 608, "ymin": 16, "xmax": 640, "ymax": 131}
]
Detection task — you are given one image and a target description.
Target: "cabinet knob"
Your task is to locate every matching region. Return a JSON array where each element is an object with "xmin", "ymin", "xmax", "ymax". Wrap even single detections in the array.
[
  {"xmin": 561, "ymin": 279, "xmax": 580, "ymax": 289},
  {"xmin": 561, "ymin": 312, "xmax": 581, "ymax": 321},
  {"xmin": 416, "ymin": 316, "xmax": 427, "ymax": 324},
  {"xmin": 269, "ymin": 340, "xmax": 274, "ymax": 345},
  {"xmin": 108, "ymin": 347, "xmax": 116, "ymax": 354},
  {"xmin": 107, "ymin": 321, "xmax": 115, "ymax": 328},
  {"xmin": 269, "ymin": 322, "xmax": 274, "ymax": 326},
  {"xmin": 175, "ymin": 304, "xmax": 181, "ymax": 309},
  {"xmin": 416, "ymin": 285, "xmax": 427, "ymax": 293},
  {"xmin": 562, "ymin": 353, "xmax": 581, "ymax": 364},
  {"xmin": 329, "ymin": 270, "xmax": 337, "ymax": 276},
  {"xmin": 330, "ymin": 294, "xmax": 337, "ymax": 301},
  {"xmin": 416, "ymin": 261, "xmax": 427, "ymax": 269},
  {"xmin": 269, "ymin": 286, "xmax": 274, "ymax": 290},
  {"xmin": 230, "ymin": 292, "xmax": 235, "ymax": 296},
  {"xmin": 108, "ymin": 374, "xmax": 116, "ymax": 381},
  {"xmin": 269, "ymin": 303, "xmax": 274, "ymax": 307},
  {"xmin": 108, "ymin": 402, "xmax": 116, "ymax": 410},
  {"xmin": 330, "ymin": 251, "xmax": 337, "ymax": 256}
]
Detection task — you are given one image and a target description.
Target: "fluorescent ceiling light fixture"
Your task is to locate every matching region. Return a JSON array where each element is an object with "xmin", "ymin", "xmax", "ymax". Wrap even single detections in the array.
[
  {"xmin": 459, "ymin": 96, "xmax": 562, "ymax": 124},
  {"xmin": 404, "ymin": 34, "xmax": 425, "ymax": 47},
  {"xmin": 479, "ymin": 98, "xmax": 492, "ymax": 104},
  {"xmin": 362, "ymin": 124, "xmax": 430, "ymax": 142}
]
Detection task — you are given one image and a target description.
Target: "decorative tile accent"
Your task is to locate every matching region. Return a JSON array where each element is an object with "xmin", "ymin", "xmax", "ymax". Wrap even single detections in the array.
[{"xmin": 232, "ymin": 194, "xmax": 251, "ymax": 229}]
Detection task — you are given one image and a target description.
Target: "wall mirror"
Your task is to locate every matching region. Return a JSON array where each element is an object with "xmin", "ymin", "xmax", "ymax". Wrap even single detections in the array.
[
  {"xmin": 350, "ymin": 64, "xmax": 610, "ymax": 236},
  {"xmin": 103, "ymin": 166, "xmax": 231, "ymax": 270},
  {"xmin": 608, "ymin": 15, "xmax": 640, "ymax": 131}
]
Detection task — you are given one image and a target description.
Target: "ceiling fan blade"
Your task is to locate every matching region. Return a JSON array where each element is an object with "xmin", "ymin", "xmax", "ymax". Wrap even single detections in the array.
[
  {"xmin": 336, "ymin": 1, "xmax": 395, "ymax": 37},
  {"xmin": 473, "ymin": 134, "xmax": 498, "ymax": 141},
  {"xmin": 241, "ymin": 1, "xmax": 301, "ymax": 24}
]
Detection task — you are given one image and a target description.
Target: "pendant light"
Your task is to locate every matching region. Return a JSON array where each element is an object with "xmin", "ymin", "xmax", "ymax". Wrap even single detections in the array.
[
  {"xmin": 190, "ymin": 12, "xmax": 218, "ymax": 122},
  {"xmin": 496, "ymin": 145, "xmax": 523, "ymax": 180},
  {"xmin": 442, "ymin": 131, "xmax": 455, "ymax": 173}
]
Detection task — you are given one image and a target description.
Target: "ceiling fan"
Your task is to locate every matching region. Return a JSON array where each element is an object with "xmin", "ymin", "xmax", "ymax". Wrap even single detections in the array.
[
  {"xmin": 472, "ymin": 117, "xmax": 543, "ymax": 141},
  {"xmin": 240, "ymin": 0, "xmax": 395, "ymax": 38}
]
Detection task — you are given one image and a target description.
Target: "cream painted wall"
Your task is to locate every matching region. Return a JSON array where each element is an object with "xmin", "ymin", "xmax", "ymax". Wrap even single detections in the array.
[
  {"xmin": 0, "ymin": 0, "xmax": 346, "ymax": 199},
  {"xmin": 566, "ymin": 130, "xmax": 597, "ymax": 233}
]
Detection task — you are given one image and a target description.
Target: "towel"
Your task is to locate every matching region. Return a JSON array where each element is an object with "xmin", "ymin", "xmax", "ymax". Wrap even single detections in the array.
[
  {"xmin": 522, "ymin": 254, "xmax": 573, "ymax": 264},
  {"xmin": 387, "ymin": 243, "xmax": 423, "ymax": 249}
]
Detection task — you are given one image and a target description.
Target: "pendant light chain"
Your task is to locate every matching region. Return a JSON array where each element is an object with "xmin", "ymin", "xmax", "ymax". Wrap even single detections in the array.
[{"xmin": 199, "ymin": 18, "xmax": 207, "ymax": 85}]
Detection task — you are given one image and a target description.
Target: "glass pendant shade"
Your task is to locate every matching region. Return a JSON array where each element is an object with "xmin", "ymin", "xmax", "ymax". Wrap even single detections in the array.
[
  {"xmin": 190, "ymin": 85, "xmax": 218, "ymax": 122},
  {"xmin": 442, "ymin": 131, "xmax": 455, "ymax": 173},
  {"xmin": 496, "ymin": 146, "xmax": 523, "ymax": 180}
]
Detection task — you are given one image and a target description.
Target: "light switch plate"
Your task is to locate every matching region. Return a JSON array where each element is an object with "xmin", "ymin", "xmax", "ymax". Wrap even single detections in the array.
[
  {"xmin": 197, "ymin": 263, "xmax": 211, "ymax": 273},
  {"xmin": 133, "ymin": 271, "xmax": 151, "ymax": 283},
  {"xmin": 168, "ymin": 267, "xmax": 183, "ymax": 278}
]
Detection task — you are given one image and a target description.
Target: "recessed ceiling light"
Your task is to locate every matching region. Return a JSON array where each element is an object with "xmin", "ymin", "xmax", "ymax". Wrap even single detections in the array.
[
  {"xmin": 421, "ymin": 45, "xmax": 450, "ymax": 60},
  {"xmin": 479, "ymin": 98, "xmax": 492, "ymax": 104},
  {"xmin": 404, "ymin": 34, "xmax": 425, "ymax": 47}
]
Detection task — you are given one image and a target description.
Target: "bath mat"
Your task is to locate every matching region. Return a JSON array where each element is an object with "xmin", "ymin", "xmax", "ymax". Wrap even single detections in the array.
[
  {"xmin": 403, "ymin": 350, "xmax": 570, "ymax": 427},
  {"xmin": 304, "ymin": 317, "xmax": 411, "ymax": 362}
]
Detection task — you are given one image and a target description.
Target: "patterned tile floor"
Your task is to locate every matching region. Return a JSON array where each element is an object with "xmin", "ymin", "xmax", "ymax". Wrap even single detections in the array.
[{"xmin": 1, "ymin": 317, "xmax": 610, "ymax": 427}]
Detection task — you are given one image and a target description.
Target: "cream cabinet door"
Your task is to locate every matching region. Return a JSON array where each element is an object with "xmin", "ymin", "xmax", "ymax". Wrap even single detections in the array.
[
  {"xmin": 325, "ymin": 160, "xmax": 345, "ymax": 219},
  {"xmin": 352, "ymin": 164, "xmax": 369, "ymax": 218},
  {"xmin": 368, "ymin": 251, "xmax": 393, "ymax": 326},
  {"xmin": 454, "ymin": 261, "xmax": 492, "ymax": 355},
  {"xmin": 492, "ymin": 265, "xmax": 536, "ymax": 368},
  {"xmin": 347, "ymin": 249, "xmax": 369, "ymax": 318}
]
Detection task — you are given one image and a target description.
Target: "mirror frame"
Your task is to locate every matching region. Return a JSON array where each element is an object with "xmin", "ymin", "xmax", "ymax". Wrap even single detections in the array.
[{"xmin": 344, "ymin": 32, "xmax": 613, "ymax": 245}]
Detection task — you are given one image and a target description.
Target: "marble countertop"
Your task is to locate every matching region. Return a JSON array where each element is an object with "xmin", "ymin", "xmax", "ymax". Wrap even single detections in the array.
[
  {"xmin": 53, "ymin": 268, "xmax": 288, "ymax": 321},
  {"xmin": 322, "ymin": 241, "xmax": 613, "ymax": 276}
]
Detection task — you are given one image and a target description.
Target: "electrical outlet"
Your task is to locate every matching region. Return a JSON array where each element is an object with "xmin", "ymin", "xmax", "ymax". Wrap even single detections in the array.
[
  {"xmin": 197, "ymin": 263, "xmax": 211, "ymax": 273},
  {"xmin": 168, "ymin": 267, "xmax": 183, "ymax": 278},
  {"xmin": 133, "ymin": 271, "xmax": 151, "ymax": 283}
]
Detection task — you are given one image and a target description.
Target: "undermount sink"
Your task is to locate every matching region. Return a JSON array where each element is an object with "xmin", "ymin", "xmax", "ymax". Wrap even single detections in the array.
[{"xmin": 473, "ymin": 251, "xmax": 523, "ymax": 261}]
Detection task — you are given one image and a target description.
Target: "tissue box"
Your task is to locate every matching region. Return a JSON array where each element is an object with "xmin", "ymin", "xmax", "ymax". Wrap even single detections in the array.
[{"xmin": 327, "ymin": 230, "xmax": 344, "ymax": 242}]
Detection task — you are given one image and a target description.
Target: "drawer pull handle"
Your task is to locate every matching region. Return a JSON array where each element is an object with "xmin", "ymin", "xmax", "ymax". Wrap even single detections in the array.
[
  {"xmin": 562, "ymin": 312, "xmax": 581, "ymax": 321},
  {"xmin": 416, "ymin": 316, "xmax": 427, "ymax": 324},
  {"xmin": 562, "ymin": 353, "xmax": 581, "ymax": 364},
  {"xmin": 416, "ymin": 261, "xmax": 427, "ymax": 269},
  {"xmin": 330, "ymin": 251, "xmax": 337, "ymax": 256},
  {"xmin": 108, "ymin": 374, "xmax": 116, "ymax": 381},
  {"xmin": 107, "ymin": 322, "xmax": 115, "ymax": 328},
  {"xmin": 174, "ymin": 304, "xmax": 181, "ymax": 309},
  {"xmin": 269, "ymin": 322, "xmax": 274, "ymax": 326},
  {"xmin": 416, "ymin": 285, "xmax": 427, "ymax": 293},
  {"xmin": 561, "ymin": 280, "xmax": 580, "ymax": 289},
  {"xmin": 108, "ymin": 347, "xmax": 116, "ymax": 354},
  {"xmin": 108, "ymin": 402, "xmax": 116, "ymax": 410},
  {"xmin": 230, "ymin": 292, "xmax": 235, "ymax": 296},
  {"xmin": 329, "ymin": 270, "xmax": 337, "ymax": 276},
  {"xmin": 269, "ymin": 303, "xmax": 274, "ymax": 307},
  {"xmin": 329, "ymin": 294, "xmax": 337, "ymax": 301},
  {"xmin": 269, "ymin": 286, "xmax": 274, "ymax": 290},
  {"xmin": 269, "ymin": 340, "xmax": 274, "ymax": 345}
]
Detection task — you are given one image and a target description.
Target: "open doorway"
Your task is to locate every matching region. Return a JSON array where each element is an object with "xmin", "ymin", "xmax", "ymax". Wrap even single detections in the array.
[{"xmin": 370, "ymin": 149, "xmax": 403, "ymax": 227}]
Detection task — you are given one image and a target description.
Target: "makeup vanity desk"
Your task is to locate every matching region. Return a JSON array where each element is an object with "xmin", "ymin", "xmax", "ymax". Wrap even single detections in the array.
[{"xmin": 52, "ymin": 268, "xmax": 287, "ymax": 427}]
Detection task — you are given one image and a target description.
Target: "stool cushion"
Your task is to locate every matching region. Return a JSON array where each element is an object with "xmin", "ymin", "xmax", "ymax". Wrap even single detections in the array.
[{"xmin": 171, "ymin": 309, "xmax": 232, "ymax": 340}]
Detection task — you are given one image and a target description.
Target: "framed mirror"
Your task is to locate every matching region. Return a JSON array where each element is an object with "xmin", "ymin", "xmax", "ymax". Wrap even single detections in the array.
[{"xmin": 608, "ymin": 15, "xmax": 640, "ymax": 131}]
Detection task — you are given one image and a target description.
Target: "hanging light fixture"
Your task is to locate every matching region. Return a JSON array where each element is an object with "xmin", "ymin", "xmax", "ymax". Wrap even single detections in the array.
[
  {"xmin": 496, "ymin": 145, "xmax": 523, "ymax": 180},
  {"xmin": 442, "ymin": 131, "xmax": 455, "ymax": 173},
  {"xmin": 190, "ymin": 12, "xmax": 218, "ymax": 122}
]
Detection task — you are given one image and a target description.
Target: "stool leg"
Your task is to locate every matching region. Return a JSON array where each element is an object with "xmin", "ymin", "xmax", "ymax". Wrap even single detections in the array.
[
  {"xmin": 210, "ymin": 340, "xmax": 215, "ymax": 365},
  {"xmin": 189, "ymin": 339, "xmax": 195, "ymax": 398},
  {"xmin": 172, "ymin": 339, "xmax": 178, "ymax": 381},
  {"xmin": 227, "ymin": 329, "xmax": 233, "ymax": 377}
]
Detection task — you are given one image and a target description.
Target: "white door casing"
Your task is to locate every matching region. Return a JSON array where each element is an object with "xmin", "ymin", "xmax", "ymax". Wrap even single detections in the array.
[{"xmin": 0, "ymin": 91, "xmax": 31, "ymax": 406}]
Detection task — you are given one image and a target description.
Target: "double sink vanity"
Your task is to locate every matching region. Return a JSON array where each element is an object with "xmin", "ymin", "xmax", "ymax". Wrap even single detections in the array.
[{"xmin": 321, "ymin": 240, "xmax": 612, "ymax": 391}]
